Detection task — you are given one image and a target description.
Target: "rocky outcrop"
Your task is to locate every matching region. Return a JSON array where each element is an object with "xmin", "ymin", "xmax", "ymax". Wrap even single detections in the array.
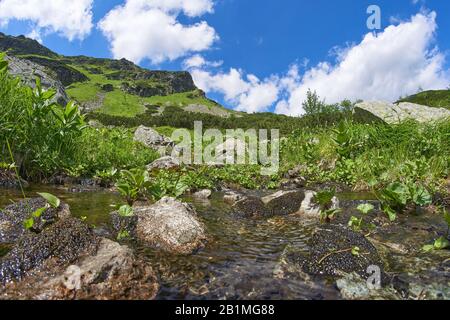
[
  {"xmin": 146, "ymin": 156, "xmax": 180, "ymax": 171},
  {"xmin": 134, "ymin": 126, "xmax": 174, "ymax": 155},
  {"xmin": 0, "ymin": 198, "xmax": 71, "ymax": 244},
  {"xmin": 5, "ymin": 55, "xmax": 69, "ymax": 105},
  {"xmin": 0, "ymin": 33, "xmax": 57, "ymax": 58},
  {"xmin": 24, "ymin": 56, "xmax": 89, "ymax": 86},
  {"xmin": 135, "ymin": 197, "xmax": 207, "ymax": 254},
  {"xmin": 354, "ymin": 101, "xmax": 450, "ymax": 124}
]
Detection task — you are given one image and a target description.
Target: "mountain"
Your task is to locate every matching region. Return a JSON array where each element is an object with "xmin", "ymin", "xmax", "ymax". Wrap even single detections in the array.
[
  {"xmin": 0, "ymin": 32, "xmax": 233, "ymax": 118},
  {"xmin": 398, "ymin": 90, "xmax": 450, "ymax": 110}
]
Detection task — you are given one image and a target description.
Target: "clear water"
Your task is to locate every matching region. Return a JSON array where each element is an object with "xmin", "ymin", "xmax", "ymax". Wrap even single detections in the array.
[{"xmin": 0, "ymin": 185, "xmax": 448, "ymax": 300}]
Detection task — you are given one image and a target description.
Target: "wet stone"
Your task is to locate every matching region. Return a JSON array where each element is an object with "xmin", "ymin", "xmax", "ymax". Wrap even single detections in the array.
[
  {"xmin": 0, "ymin": 198, "xmax": 71, "ymax": 244},
  {"xmin": 0, "ymin": 217, "xmax": 98, "ymax": 284},
  {"xmin": 285, "ymin": 225, "xmax": 384, "ymax": 280}
]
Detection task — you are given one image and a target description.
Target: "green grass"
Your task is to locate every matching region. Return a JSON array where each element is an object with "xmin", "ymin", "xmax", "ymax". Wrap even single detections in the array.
[
  {"xmin": 66, "ymin": 82, "xmax": 100, "ymax": 103},
  {"xmin": 144, "ymin": 91, "xmax": 219, "ymax": 109},
  {"xmin": 398, "ymin": 90, "xmax": 450, "ymax": 110},
  {"xmin": 99, "ymin": 90, "xmax": 145, "ymax": 117}
]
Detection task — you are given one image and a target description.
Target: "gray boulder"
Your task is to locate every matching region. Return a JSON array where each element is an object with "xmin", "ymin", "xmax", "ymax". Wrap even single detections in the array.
[
  {"xmin": 134, "ymin": 197, "xmax": 207, "ymax": 254},
  {"xmin": 354, "ymin": 101, "xmax": 450, "ymax": 124},
  {"xmin": 5, "ymin": 55, "xmax": 69, "ymax": 105},
  {"xmin": 134, "ymin": 125, "xmax": 174, "ymax": 155},
  {"xmin": 193, "ymin": 189, "xmax": 212, "ymax": 199},
  {"xmin": 146, "ymin": 156, "xmax": 180, "ymax": 171}
]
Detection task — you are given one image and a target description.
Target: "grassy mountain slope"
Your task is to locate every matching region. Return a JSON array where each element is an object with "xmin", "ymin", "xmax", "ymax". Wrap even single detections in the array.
[
  {"xmin": 0, "ymin": 33, "xmax": 232, "ymax": 118},
  {"xmin": 398, "ymin": 90, "xmax": 450, "ymax": 110}
]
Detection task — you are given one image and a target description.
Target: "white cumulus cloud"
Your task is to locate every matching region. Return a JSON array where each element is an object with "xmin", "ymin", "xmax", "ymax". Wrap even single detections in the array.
[
  {"xmin": 189, "ymin": 12, "xmax": 449, "ymax": 115},
  {"xmin": 99, "ymin": 0, "xmax": 218, "ymax": 64},
  {"xmin": 190, "ymin": 67, "xmax": 280, "ymax": 113},
  {"xmin": 276, "ymin": 11, "xmax": 450, "ymax": 115},
  {"xmin": 0, "ymin": 0, "xmax": 94, "ymax": 41}
]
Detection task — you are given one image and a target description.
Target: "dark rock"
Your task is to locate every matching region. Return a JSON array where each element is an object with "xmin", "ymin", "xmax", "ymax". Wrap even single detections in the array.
[
  {"xmin": 262, "ymin": 190, "xmax": 305, "ymax": 216},
  {"xmin": 101, "ymin": 83, "xmax": 114, "ymax": 92},
  {"xmin": 24, "ymin": 56, "xmax": 89, "ymax": 86},
  {"xmin": 0, "ymin": 168, "xmax": 28, "ymax": 189},
  {"xmin": 0, "ymin": 217, "xmax": 98, "ymax": 284},
  {"xmin": 0, "ymin": 198, "xmax": 71, "ymax": 244},
  {"xmin": 232, "ymin": 196, "xmax": 269, "ymax": 218},
  {"xmin": 285, "ymin": 225, "xmax": 384, "ymax": 280}
]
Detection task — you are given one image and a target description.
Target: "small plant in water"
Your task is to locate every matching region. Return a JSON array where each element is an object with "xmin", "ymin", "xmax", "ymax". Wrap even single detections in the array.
[
  {"xmin": 348, "ymin": 203, "xmax": 375, "ymax": 232},
  {"xmin": 315, "ymin": 189, "xmax": 340, "ymax": 223},
  {"xmin": 423, "ymin": 209, "xmax": 450, "ymax": 253},
  {"xmin": 23, "ymin": 192, "xmax": 61, "ymax": 231},
  {"xmin": 118, "ymin": 204, "xmax": 134, "ymax": 217},
  {"xmin": 377, "ymin": 182, "xmax": 432, "ymax": 222},
  {"xmin": 117, "ymin": 230, "xmax": 130, "ymax": 241}
]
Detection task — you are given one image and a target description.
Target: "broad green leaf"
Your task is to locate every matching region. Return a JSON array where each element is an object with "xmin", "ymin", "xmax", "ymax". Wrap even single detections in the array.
[
  {"xmin": 37, "ymin": 192, "xmax": 60, "ymax": 208},
  {"xmin": 383, "ymin": 206, "xmax": 397, "ymax": 222},
  {"xmin": 422, "ymin": 244, "xmax": 435, "ymax": 253},
  {"xmin": 357, "ymin": 203, "xmax": 375, "ymax": 215},
  {"xmin": 32, "ymin": 207, "xmax": 46, "ymax": 218},
  {"xmin": 118, "ymin": 205, "xmax": 134, "ymax": 217},
  {"xmin": 351, "ymin": 247, "xmax": 361, "ymax": 257},
  {"xmin": 23, "ymin": 218, "xmax": 34, "ymax": 230},
  {"xmin": 434, "ymin": 236, "xmax": 450, "ymax": 250}
]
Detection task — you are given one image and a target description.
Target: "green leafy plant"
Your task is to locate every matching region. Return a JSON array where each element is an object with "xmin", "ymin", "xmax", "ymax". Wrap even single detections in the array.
[
  {"xmin": 37, "ymin": 192, "xmax": 61, "ymax": 208},
  {"xmin": 118, "ymin": 204, "xmax": 134, "ymax": 217},
  {"xmin": 116, "ymin": 169, "xmax": 152, "ymax": 205},
  {"xmin": 348, "ymin": 203, "xmax": 375, "ymax": 232},
  {"xmin": 377, "ymin": 182, "xmax": 432, "ymax": 222},
  {"xmin": 23, "ymin": 193, "xmax": 61, "ymax": 230},
  {"xmin": 117, "ymin": 230, "xmax": 130, "ymax": 241},
  {"xmin": 314, "ymin": 189, "xmax": 340, "ymax": 223}
]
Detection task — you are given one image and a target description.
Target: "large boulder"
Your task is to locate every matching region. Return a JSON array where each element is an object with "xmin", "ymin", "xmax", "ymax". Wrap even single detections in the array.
[
  {"xmin": 5, "ymin": 55, "xmax": 69, "ymax": 105},
  {"xmin": 134, "ymin": 126, "xmax": 174, "ymax": 155},
  {"xmin": 0, "ymin": 198, "xmax": 71, "ymax": 244},
  {"xmin": 354, "ymin": 101, "xmax": 450, "ymax": 124},
  {"xmin": 131, "ymin": 197, "xmax": 207, "ymax": 254}
]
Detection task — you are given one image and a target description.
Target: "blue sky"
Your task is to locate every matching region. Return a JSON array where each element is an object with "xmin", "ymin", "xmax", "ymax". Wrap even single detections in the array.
[{"xmin": 1, "ymin": 0, "xmax": 449, "ymax": 114}]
